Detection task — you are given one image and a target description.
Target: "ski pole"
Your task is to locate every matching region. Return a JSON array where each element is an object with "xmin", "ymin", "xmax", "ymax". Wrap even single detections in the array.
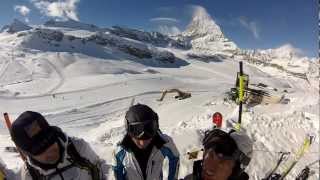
[
  {"xmin": 236, "ymin": 61, "xmax": 244, "ymax": 131},
  {"xmin": 3, "ymin": 113, "xmax": 26, "ymax": 161}
]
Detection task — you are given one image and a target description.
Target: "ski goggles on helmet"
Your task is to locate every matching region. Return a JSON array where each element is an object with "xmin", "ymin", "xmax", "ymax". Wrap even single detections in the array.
[
  {"xmin": 128, "ymin": 120, "xmax": 157, "ymax": 140},
  {"xmin": 203, "ymin": 129, "xmax": 250, "ymax": 166}
]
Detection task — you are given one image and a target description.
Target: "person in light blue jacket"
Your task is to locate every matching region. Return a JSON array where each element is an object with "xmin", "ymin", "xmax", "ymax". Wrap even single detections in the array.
[{"xmin": 112, "ymin": 104, "xmax": 180, "ymax": 180}]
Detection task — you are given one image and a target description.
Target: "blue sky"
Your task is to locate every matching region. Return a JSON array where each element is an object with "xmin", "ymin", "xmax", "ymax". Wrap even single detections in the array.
[{"xmin": 0, "ymin": 0, "xmax": 317, "ymax": 57}]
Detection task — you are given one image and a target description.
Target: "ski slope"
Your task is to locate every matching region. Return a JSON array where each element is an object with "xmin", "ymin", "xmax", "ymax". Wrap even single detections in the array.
[{"xmin": 0, "ymin": 48, "xmax": 318, "ymax": 179}]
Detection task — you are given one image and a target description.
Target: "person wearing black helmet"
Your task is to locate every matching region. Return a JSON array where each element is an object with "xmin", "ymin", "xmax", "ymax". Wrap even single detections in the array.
[
  {"xmin": 112, "ymin": 103, "xmax": 180, "ymax": 180},
  {"xmin": 10, "ymin": 111, "xmax": 108, "ymax": 180},
  {"xmin": 183, "ymin": 128, "xmax": 253, "ymax": 180}
]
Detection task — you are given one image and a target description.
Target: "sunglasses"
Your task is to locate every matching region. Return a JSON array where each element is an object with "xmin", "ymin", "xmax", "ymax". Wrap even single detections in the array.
[{"xmin": 29, "ymin": 129, "xmax": 58, "ymax": 155}]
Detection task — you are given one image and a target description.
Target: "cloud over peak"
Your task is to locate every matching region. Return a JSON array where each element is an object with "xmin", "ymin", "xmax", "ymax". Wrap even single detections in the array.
[
  {"xmin": 14, "ymin": 5, "xmax": 31, "ymax": 16},
  {"xmin": 150, "ymin": 17, "xmax": 180, "ymax": 23},
  {"xmin": 31, "ymin": 0, "xmax": 80, "ymax": 21},
  {"xmin": 238, "ymin": 16, "xmax": 260, "ymax": 39}
]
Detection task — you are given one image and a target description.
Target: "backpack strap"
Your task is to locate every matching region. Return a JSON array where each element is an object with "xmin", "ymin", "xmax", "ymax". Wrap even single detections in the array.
[
  {"xmin": 26, "ymin": 163, "xmax": 45, "ymax": 180},
  {"xmin": 67, "ymin": 139, "xmax": 101, "ymax": 180}
]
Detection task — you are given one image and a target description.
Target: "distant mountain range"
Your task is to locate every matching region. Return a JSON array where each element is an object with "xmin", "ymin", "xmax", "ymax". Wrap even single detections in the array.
[{"xmin": 0, "ymin": 7, "xmax": 318, "ymax": 80}]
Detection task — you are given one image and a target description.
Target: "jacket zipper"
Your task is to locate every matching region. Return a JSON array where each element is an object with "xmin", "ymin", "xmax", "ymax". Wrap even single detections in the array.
[
  {"xmin": 131, "ymin": 152, "xmax": 144, "ymax": 180},
  {"xmin": 146, "ymin": 147, "xmax": 158, "ymax": 179}
]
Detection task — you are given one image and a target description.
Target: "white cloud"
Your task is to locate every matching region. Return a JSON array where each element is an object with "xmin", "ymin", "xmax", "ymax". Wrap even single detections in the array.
[
  {"xmin": 31, "ymin": 0, "xmax": 80, "ymax": 21},
  {"xmin": 239, "ymin": 16, "xmax": 260, "ymax": 39},
  {"xmin": 150, "ymin": 17, "xmax": 179, "ymax": 23},
  {"xmin": 24, "ymin": 17, "xmax": 30, "ymax": 23},
  {"xmin": 157, "ymin": 25, "xmax": 181, "ymax": 36},
  {"xmin": 14, "ymin": 5, "xmax": 31, "ymax": 16}
]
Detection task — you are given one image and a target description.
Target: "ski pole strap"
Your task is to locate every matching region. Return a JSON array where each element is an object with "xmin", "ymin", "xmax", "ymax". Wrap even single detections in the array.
[{"xmin": 296, "ymin": 167, "xmax": 310, "ymax": 180}]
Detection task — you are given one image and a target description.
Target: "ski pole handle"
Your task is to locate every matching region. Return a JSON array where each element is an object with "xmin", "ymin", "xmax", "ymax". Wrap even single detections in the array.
[
  {"xmin": 3, "ymin": 113, "xmax": 11, "ymax": 129},
  {"xmin": 3, "ymin": 113, "xmax": 27, "ymax": 161}
]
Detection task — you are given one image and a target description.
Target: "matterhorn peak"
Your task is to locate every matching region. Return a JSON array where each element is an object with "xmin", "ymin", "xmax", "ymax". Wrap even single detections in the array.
[
  {"xmin": 183, "ymin": 6, "xmax": 224, "ymax": 39},
  {"xmin": 181, "ymin": 6, "xmax": 237, "ymax": 56}
]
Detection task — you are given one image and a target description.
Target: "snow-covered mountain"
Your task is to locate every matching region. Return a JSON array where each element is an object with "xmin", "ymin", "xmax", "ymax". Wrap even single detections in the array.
[
  {"xmin": 109, "ymin": 26, "xmax": 189, "ymax": 49},
  {"xmin": 0, "ymin": 19, "xmax": 32, "ymax": 33},
  {"xmin": 233, "ymin": 44, "xmax": 318, "ymax": 85},
  {"xmin": 181, "ymin": 6, "xmax": 237, "ymax": 56},
  {"xmin": 0, "ymin": 23, "xmax": 182, "ymax": 67}
]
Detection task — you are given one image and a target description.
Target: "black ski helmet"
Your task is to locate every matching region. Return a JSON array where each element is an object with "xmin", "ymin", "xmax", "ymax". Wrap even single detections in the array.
[
  {"xmin": 10, "ymin": 111, "xmax": 58, "ymax": 155},
  {"xmin": 202, "ymin": 128, "xmax": 253, "ymax": 179},
  {"xmin": 125, "ymin": 104, "xmax": 159, "ymax": 139}
]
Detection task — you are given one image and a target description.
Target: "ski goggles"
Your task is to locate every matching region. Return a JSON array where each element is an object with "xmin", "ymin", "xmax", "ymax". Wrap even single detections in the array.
[
  {"xmin": 205, "ymin": 144, "xmax": 250, "ymax": 166},
  {"xmin": 28, "ymin": 127, "xmax": 58, "ymax": 155},
  {"xmin": 205, "ymin": 141, "xmax": 238, "ymax": 161},
  {"xmin": 128, "ymin": 120, "xmax": 157, "ymax": 140}
]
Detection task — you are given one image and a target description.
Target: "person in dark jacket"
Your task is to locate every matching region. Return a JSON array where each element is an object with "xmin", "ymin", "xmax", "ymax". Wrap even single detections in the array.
[{"xmin": 183, "ymin": 128, "xmax": 253, "ymax": 180}]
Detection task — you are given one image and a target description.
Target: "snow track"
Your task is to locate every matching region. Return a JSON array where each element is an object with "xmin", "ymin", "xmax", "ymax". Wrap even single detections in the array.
[{"xmin": 43, "ymin": 58, "xmax": 65, "ymax": 94}]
